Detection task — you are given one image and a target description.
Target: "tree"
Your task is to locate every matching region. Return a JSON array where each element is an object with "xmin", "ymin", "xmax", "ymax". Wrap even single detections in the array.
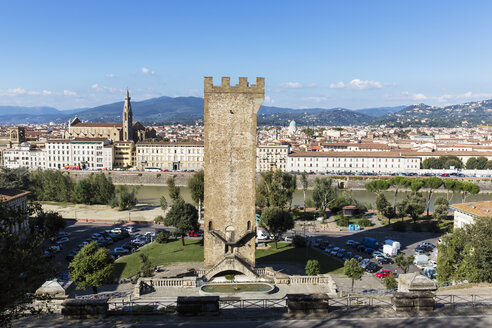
[
  {"xmin": 433, "ymin": 196, "xmax": 449, "ymax": 222},
  {"xmin": 300, "ymin": 172, "xmax": 309, "ymax": 212},
  {"xmin": 410, "ymin": 179, "xmax": 424, "ymax": 194},
  {"xmin": 388, "ymin": 176, "xmax": 411, "ymax": 210},
  {"xmin": 343, "ymin": 258, "xmax": 364, "ymax": 292},
  {"xmin": 72, "ymin": 178, "xmax": 93, "ymax": 204},
  {"xmin": 31, "ymin": 170, "xmax": 73, "ymax": 202},
  {"xmin": 34, "ymin": 210, "xmax": 66, "ymax": 237},
  {"xmin": 167, "ymin": 175, "xmax": 181, "ymax": 202},
  {"xmin": 139, "ymin": 253, "xmax": 153, "ymax": 277},
  {"xmin": 257, "ymin": 170, "xmax": 296, "ymax": 208},
  {"xmin": 399, "ymin": 194, "xmax": 425, "ymax": 223},
  {"xmin": 116, "ymin": 185, "xmax": 138, "ymax": 210},
  {"xmin": 160, "ymin": 195, "xmax": 168, "ymax": 211},
  {"xmin": 0, "ymin": 167, "xmax": 30, "ymax": 190},
  {"xmin": 92, "ymin": 173, "xmax": 115, "ymax": 204},
  {"xmin": 365, "ymin": 179, "xmax": 390, "ymax": 196},
  {"xmin": 384, "ymin": 273, "xmax": 398, "ymax": 290},
  {"xmin": 312, "ymin": 177, "xmax": 337, "ymax": 218},
  {"xmin": 436, "ymin": 217, "xmax": 492, "ymax": 283},
  {"xmin": 69, "ymin": 241, "xmax": 114, "ymax": 294},
  {"xmin": 164, "ymin": 199, "xmax": 199, "ymax": 246},
  {"xmin": 0, "ymin": 205, "xmax": 52, "ymax": 327},
  {"xmin": 155, "ymin": 231, "xmax": 170, "ymax": 244},
  {"xmin": 460, "ymin": 182, "xmax": 480, "ymax": 202},
  {"xmin": 376, "ymin": 193, "xmax": 396, "ymax": 224},
  {"xmin": 443, "ymin": 180, "xmax": 458, "ymax": 201},
  {"xmin": 188, "ymin": 170, "xmax": 204, "ymax": 221},
  {"xmin": 422, "ymin": 177, "xmax": 443, "ymax": 217},
  {"xmin": 259, "ymin": 207, "xmax": 294, "ymax": 249},
  {"xmin": 466, "ymin": 157, "xmax": 478, "ymax": 169},
  {"xmin": 305, "ymin": 259, "xmax": 320, "ymax": 276},
  {"xmin": 394, "ymin": 254, "xmax": 415, "ymax": 274}
]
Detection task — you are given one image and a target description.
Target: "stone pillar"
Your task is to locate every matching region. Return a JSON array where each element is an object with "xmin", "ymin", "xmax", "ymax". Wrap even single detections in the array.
[
  {"xmin": 392, "ymin": 273, "xmax": 437, "ymax": 313},
  {"xmin": 286, "ymin": 294, "xmax": 330, "ymax": 314}
]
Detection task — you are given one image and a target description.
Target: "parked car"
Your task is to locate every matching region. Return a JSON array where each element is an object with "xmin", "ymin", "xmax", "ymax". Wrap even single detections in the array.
[
  {"xmin": 188, "ymin": 231, "xmax": 202, "ymax": 237},
  {"xmin": 112, "ymin": 247, "xmax": 130, "ymax": 257},
  {"xmin": 346, "ymin": 240, "xmax": 355, "ymax": 247},
  {"xmin": 58, "ymin": 231, "xmax": 69, "ymax": 237},
  {"xmin": 111, "ymin": 228, "xmax": 123, "ymax": 234},
  {"xmin": 365, "ymin": 262, "xmax": 380, "ymax": 273},
  {"xmin": 364, "ymin": 247, "xmax": 374, "ymax": 255},
  {"xmin": 42, "ymin": 251, "xmax": 53, "ymax": 259},
  {"xmin": 372, "ymin": 250, "xmax": 384, "ymax": 258},
  {"xmin": 125, "ymin": 226, "xmax": 136, "ymax": 233},
  {"xmin": 353, "ymin": 255, "xmax": 363, "ymax": 262},
  {"xmin": 375, "ymin": 269, "xmax": 393, "ymax": 278},
  {"xmin": 49, "ymin": 245, "xmax": 61, "ymax": 253},
  {"xmin": 357, "ymin": 244, "xmax": 366, "ymax": 252},
  {"xmin": 352, "ymin": 241, "xmax": 361, "ymax": 249},
  {"xmin": 378, "ymin": 257, "xmax": 394, "ymax": 265},
  {"xmin": 330, "ymin": 250, "xmax": 338, "ymax": 257},
  {"xmin": 421, "ymin": 242, "xmax": 435, "ymax": 248},
  {"xmin": 56, "ymin": 237, "xmax": 70, "ymax": 244},
  {"xmin": 284, "ymin": 235, "xmax": 294, "ymax": 242},
  {"xmin": 336, "ymin": 251, "xmax": 345, "ymax": 258}
]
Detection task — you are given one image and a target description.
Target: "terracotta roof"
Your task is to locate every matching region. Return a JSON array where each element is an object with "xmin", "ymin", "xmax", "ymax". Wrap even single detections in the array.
[
  {"xmin": 288, "ymin": 151, "xmax": 420, "ymax": 158},
  {"xmin": 0, "ymin": 189, "xmax": 30, "ymax": 202},
  {"xmin": 137, "ymin": 141, "xmax": 204, "ymax": 146},
  {"xmin": 47, "ymin": 138, "xmax": 107, "ymax": 143},
  {"xmin": 71, "ymin": 122, "xmax": 122, "ymax": 128},
  {"xmin": 451, "ymin": 201, "xmax": 492, "ymax": 218}
]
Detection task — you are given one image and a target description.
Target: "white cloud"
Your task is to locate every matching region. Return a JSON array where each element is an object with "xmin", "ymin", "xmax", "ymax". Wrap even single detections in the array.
[
  {"xmin": 141, "ymin": 67, "xmax": 155, "ymax": 75},
  {"xmin": 264, "ymin": 95, "xmax": 274, "ymax": 104},
  {"xmin": 42, "ymin": 90, "xmax": 52, "ymax": 95},
  {"xmin": 330, "ymin": 78, "xmax": 383, "ymax": 90},
  {"xmin": 400, "ymin": 91, "xmax": 427, "ymax": 101},
  {"xmin": 106, "ymin": 74, "xmax": 115, "ymax": 78},
  {"xmin": 91, "ymin": 83, "xmax": 99, "ymax": 90},
  {"xmin": 91, "ymin": 84, "xmax": 122, "ymax": 94},
  {"xmin": 304, "ymin": 96, "xmax": 329, "ymax": 103},
  {"xmin": 279, "ymin": 82, "xmax": 316, "ymax": 89},
  {"xmin": 434, "ymin": 91, "xmax": 492, "ymax": 103},
  {"xmin": 1, "ymin": 88, "xmax": 53, "ymax": 96},
  {"xmin": 6, "ymin": 88, "xmax": 27, "ymax": 95},
  {"xmin": 63, "ymin": 90, "xmax": 77, "ymax": 96}
]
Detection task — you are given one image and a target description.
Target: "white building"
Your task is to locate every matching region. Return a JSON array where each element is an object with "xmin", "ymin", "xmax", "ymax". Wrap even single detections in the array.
[
  {"xmin": 287, "ymin": 151, "xmax": 421, "ymax": 174},
  {"xmin": 136, "ymin": 142, "xmax": 204, "ymax": 171},
  {"xmin": 451, "ymin": 201, "xmax": 492, "ymax": 229},
  {"xmin": 45, "ymin": 138, "xmax": 112, "ymax": 170},
  {"xmin": 256, "ymin": 144, "xmax": 290, "ymax": 172},
  {"xmin": 2, "ymin": 144, "xmax": 31, "ymax": 169}
]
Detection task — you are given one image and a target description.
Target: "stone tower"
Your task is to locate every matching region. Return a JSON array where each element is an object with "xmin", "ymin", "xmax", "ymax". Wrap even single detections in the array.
[
  {"xmin": 203, "ymin": 77, "xmax": 264, "ymax": 280},
  {"xmin": 122, "ymin": 89, "xmax": 133, "ymax": 142}
]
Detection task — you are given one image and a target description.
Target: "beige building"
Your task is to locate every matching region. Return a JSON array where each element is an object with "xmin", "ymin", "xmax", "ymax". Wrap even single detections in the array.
[
  {"xmin": 113, "ymin": 141, "xmax": 135, "ymax": 168},
  {"xmin": 451, "ymin": 200, "xmax": 492, "ymax": 229},
  {"xmin": 0, "ymin": 188, "xmax": 30, "ymax": 235},
  {"xmin": 256, "ymin": 144, "xmax": 290, "ymax": 172},
  {"xmin": 136, "ymin": 141, "xmax": 204, "ymax": 171},
  {"xmin": 45, "ymin": 138, "xmax": 112, "ymax": 170},
  {"xmin": 287, "ymin": 151, "xmax": 421, "ymax": 174},
  {"xmin": 68, "ymin": 90, "xmax": 155, "ymax": 142}
]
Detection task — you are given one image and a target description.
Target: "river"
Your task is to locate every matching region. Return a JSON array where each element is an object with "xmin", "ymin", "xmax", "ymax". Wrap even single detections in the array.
[{"xmin": 134, "ymin": 185, "xmax": 491, "ymax": 210}]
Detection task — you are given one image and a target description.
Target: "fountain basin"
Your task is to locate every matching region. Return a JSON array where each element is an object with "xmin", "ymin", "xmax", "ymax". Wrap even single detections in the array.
[{"xmin": 199, "ymin": 282, "xmax": 275, "ymax": 296}]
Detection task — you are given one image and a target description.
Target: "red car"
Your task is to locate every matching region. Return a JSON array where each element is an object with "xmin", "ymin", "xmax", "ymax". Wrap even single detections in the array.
[
  {"xmin": 188, "ymin": 231, "xmax": 202, "ymax": 237},
  {"xmin": 375, "ymin": 269, "xmax": 392, "ymax": 279}
]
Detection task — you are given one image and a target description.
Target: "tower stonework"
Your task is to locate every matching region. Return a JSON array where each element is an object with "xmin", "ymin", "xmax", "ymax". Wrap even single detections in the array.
[
  {"xmin": 123, "ymin": 89, "xmax": 133, "ymax": 142},
  {"xmin": 203, "ymin": 77, "xmax": 264, "ymax": 280}
]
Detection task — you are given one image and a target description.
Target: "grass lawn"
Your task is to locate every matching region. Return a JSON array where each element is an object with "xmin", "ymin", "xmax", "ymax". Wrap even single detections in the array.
[
  {"xmin": 256, "ymin": 242, "xmax": 344, "ymax": 275},
  {"xmin": 114, "ymin": 240, "xmax": 344, "ymax": 279},
  {"xmin": 114, "ymin": 239, "xmax": 204, "ymax": 279}
]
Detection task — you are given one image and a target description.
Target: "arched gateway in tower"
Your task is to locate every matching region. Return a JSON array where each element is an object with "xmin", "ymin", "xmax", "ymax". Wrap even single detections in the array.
[{"xmin": 203, "ymin": 77, "xmax": 264, "ymax": 280}]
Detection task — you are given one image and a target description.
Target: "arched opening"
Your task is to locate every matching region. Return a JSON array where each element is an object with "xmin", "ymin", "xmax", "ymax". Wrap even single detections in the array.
[
  {"xmin": 247, "ymin": 221, "xmax": 251, "ymax": 230},
  {"xmin": 208, "ymin": 221, "xmax": 212, "ymax": 231}
]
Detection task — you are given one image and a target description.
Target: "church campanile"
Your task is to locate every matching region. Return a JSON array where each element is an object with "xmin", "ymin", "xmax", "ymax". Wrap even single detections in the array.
[{"xmin": 123, "ymin": 89, "xmax": 133, "ymax": 141}]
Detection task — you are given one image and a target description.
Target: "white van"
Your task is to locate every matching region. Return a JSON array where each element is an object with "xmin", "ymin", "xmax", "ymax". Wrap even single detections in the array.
[{"xmin": 257, "ymin": 230, "xmax": 270, "ymax": 240}]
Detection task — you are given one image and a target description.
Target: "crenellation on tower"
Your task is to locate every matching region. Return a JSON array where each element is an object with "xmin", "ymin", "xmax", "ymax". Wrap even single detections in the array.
[{"xmin": 204, "ymin": 76, "xmax": 265, "ymax": 94}]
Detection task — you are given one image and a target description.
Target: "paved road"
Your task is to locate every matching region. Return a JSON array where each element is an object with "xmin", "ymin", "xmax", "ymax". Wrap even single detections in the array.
[{"xmin": 15, "ymin": 315, "xmax": 492, "ymax": 328}]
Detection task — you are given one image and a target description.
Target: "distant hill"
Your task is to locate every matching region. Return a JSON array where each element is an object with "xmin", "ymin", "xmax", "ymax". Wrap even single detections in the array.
[
  {"xmin": 0, "ymin": 96, "xmax": 490, "ymax": 127},
  {"xmin": 376, "ymin": 100, "xmax": 492, "ymax": 127}
]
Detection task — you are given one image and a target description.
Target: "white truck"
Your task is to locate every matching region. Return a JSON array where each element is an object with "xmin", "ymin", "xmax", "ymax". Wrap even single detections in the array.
[
  {"xmin": 257, "ymin": 230, "xmax": 270, "ymax": 240},
  {"xmin": 383, "ymin": 240, "xmax": 400, "ymax": 257}
]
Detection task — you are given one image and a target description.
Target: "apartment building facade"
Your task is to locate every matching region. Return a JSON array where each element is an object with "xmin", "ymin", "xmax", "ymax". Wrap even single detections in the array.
[{"xmin": 136, "ymin": 141, "xmax": 204, "ymax": 171}]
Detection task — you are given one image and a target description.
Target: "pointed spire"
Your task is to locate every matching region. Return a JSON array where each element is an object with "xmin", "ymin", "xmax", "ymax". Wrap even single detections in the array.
[{"xmin": 125, "ymin": 88, "xmax": 130, "ymax": 100}]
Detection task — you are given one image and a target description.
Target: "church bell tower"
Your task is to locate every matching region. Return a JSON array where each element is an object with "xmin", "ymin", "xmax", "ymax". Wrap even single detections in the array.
[{"xmin": 123, "ymin": 89, "xmax": 133, "ymax": 141}]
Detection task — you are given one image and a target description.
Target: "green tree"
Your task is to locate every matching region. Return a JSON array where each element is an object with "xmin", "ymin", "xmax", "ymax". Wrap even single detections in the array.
[
  {"xmin": 155, "ymin": 231, "xmax": 170, "ymax": 244},
  {"xmin": 423, "ymin": 177, "xmax": 443, "ymax": 217},
  {"xmin": 0, "ymin": 205, "xmax": 52, "ymax": 327},
  {"xmin": 376, "ymin": 193, "xmax": 396, "ymax": 224},
  {"xmin": 433, "ymin": 196, "xmax": 449, "ymax": 222},
  {"xmin": 388, "ymin": 176, "xmax": 411, "ymax": 210},
  {"xmin": 72, "ymin": 178, "xmax": 93, "ymax": 204},
  {"xmin": 188, "ymin": 170, "xmax": 204, "ymax": 221},
  {"xmin": 0, "ymin": 167, "xmax": 30, "ymax": 189},
  {"xmin": 257, "ymin": 170, "xmax": 296, "ymax": 208},
  {"xmin": 69, "ymin": 241, "xmax": 114, "ymax": 294},
  {"xmin": 31, "ymin": 170, "xmax": 73, "ymax": 202},
  {"xmin": 443, "ymin": 179, "xmax": 458, "ymax": 201},
  {"xmin": 305, "ymin": 259, "xmax": 320, "ymax": 276},
  {"xmin": 466, "ymin": 157, "xmax": 478, "ymax": 169},
  {"xmin": 460, "ymin": 182, "xmax": 480, "ymax": 202},
  {"xmin": 116, "ymin": 185, "xmax": 138, "ymax": 210},
  {"xmin": 259, "ymin": 207, "xmax": 294, "ymax": 249},
  {"xmin": 312, "ymin": 177, "xmax": 337, "ymax": 218},
  {"xmin": 384, "ymin": 273, "xmax": 398, "ymax": 290},
  {"xmin": 300, "ymin": 172, "xmax": 309, "ymax": 212},
  {"xmin": 365, "ymin": 179, "xmax": 390, "ymax": 196},
  {"xmin": 410, "ymin": 178, "xmax": 424, "ymax": 194},
  {"xmin": 160, "ymin": 195, "xmax": 168, "ymax": 211},
  {"xmin": 164, "ymin": 199, "xmax": 199, "ymax": 246},
  {"xmin": 167, "ymin": 175, "xmax": 181, "ymax": 202},
  {"xmin": 394, "ymin": 254, "xmax": 415, "ymax": 274},
  {"xmin": 436, "ymin": 217, "xmax": 492, "ymax": 283},
  {"xmin": 34, "ymin": 210, "xmax": 66, "ymax": 237},
  {"xmin": 343, "ymin": 258, "xmax": 364, "ymax": 292},
  {"xmin": 92, "ymin": 173, "xmax": 115, "ymax": 204},
  {"xmin": 139, "ymin": 253, "xmax": 154, "ymax": 277},
  {"xmin": 399, "ymin": 194, "xmax": 425, "ymax": 223},
  {"xmin": 302, "ymin": 128, "xmax": 315, "ymax": 138}
]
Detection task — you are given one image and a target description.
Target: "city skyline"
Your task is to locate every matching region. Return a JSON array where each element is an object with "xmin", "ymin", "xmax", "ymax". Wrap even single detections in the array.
[{"xmin": 1, "ymin": 1, "xmax": 492, "ymax": 110}]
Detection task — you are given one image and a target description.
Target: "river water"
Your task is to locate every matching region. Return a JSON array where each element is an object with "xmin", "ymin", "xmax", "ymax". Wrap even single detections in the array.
[{"xmin": 134, "ymin": 185, "xmax": 491, "ymax": 210}]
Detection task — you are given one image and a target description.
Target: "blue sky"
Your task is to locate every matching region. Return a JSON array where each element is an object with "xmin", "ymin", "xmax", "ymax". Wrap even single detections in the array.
[{"xmin": 1, "ymin": 0, "xmax": 491, "ymax": 110}]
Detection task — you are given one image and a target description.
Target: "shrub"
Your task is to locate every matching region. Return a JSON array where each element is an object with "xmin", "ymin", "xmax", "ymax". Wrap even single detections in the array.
[
  {"xmin": 356, "ymin": 217, "xmax": 372, "ymax": 227},
  {"xmin": 384, "ymin": 274, "xmax": 398, "ymax": 290},
  {"xmin": 154, "ymin": 215, "xmax": 164, "ymax": 223},
  {"xmin": 155, "ymin": 231, "xmax": 170, "ymax": 244},
  {"xmin": 411, "ymin": 224, "xmax": 423, "ymax": 232},
  {"xmin": 336, "ymin": 214, "xmax": 350, "ymax": 227},
  {"xmin": 225, "ymin": 274, "xmax": 235, "ymax": 282},
  {"xmin": 305, "ymin": 259, "xmax": 320, "ymax": 276},
  {"xmin": 392, "ymin": 221, "xmax": 406, "ymax": 232}
]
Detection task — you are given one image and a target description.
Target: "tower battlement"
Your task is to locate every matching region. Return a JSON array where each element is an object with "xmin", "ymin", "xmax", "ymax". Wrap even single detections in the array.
[{"xmin": 204, "ymin": 77, "xmax": 265, "ymax": 94}]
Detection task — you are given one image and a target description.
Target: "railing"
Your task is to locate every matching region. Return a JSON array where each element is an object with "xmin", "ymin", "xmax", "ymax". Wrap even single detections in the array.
[
  {"xmin": 220, "ymin": 298, "xmax": 287, "ymax": 310},
  {"xmin": 435, "ymin": 294, "xmax": 492, "ymax": 307},
  {"xmin": 288, "ymin": 275, "xmax": 323, "ymax": 285},
  {"xmin": 108, "ymin": 299, "xmax": 177, "ymax": 313}
]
